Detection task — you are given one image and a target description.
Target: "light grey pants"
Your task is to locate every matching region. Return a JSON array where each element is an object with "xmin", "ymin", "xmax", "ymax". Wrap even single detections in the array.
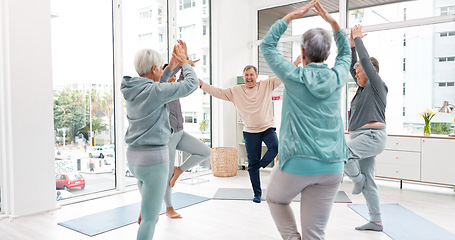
[
  {"xmin": 164, "ymin": 130, "xmax": 211, "ymax": 207},
  {"xmin": 266, "ymin": 166, "xmax": 343, "ymax": 240},
  {"xmin": 344, "ymin": 127, "xmax": 387, "ymax": 222}
]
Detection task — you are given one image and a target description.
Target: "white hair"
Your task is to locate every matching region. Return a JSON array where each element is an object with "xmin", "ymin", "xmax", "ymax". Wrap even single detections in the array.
[
  {"xmin": 134, "ymin": 49, "xmax": 163, "ymax": 76},
  {"xmin": 300, "ymin": 28, "xmax": 332, "ymax": 63}
]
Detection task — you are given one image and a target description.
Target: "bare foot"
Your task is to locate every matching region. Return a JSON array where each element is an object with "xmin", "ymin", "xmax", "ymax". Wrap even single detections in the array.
[
  {"xmin": 138, "ymin": 213, "xmax": 141, "ymax": 225},
  {"xmin": 170, "ymin": 166, "xmax": 183, "ymax": 187},
  {"xmin": 166, "ymin": 206, "xmax": 182, "ymax": 219}
]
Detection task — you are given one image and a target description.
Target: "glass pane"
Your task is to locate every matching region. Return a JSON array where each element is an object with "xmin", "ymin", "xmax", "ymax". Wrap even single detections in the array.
[
  {"xmin": 347, "ymin": 22, "xmax": 455, "ymax": 134},
  {"xmin": 122, "ymin": 0, "xmax": 169, "ymax": 186},
  {"xmin": 348, "ymin": 0, "xmax": 455, "ymax": 27},
  {"xmin": 175, "ymin": 0, "xmax": 211, "ymax": 170},
  {"xmin": 51, "ymin": 0, "xmax": 115, "ymax": 200}
]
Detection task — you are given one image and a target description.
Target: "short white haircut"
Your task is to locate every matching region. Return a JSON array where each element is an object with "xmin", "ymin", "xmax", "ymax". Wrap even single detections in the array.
[
  {"xmin": 300, "ymin": 28, "xmax": 332, "ymax": 63},
  {"xmin": 134, "ymin": 49, "xmax": 163, "ymax": 76}
]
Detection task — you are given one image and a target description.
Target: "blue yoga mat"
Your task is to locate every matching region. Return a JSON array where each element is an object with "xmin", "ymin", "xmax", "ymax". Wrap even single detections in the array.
[
  {"xmin": 348, "ymin": 203, "xmax": 455, "ymax": 240},
  {"xmin": 58, "ymin": 192, "xmax": 210, "ymax": 236}
]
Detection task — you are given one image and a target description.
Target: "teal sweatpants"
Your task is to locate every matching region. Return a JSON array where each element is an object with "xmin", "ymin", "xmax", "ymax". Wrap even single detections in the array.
[{"xmin": 128, "ymin": 161, "xmax": 169, "ymax": 240}]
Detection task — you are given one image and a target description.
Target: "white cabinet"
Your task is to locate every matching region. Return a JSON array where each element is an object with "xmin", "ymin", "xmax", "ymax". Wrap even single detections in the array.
[
  {"xmin": 376, "ymin": 150, "xmax": 421, "ymax": 181},
  {"xmin": 374, "ymin": 135, "xmax": 455, "ymax": 186},
  {"xmin": 384, "ymin": 136, "xmax": 421, "ymax": 152},
  {"xmin": 376, "ymin": 136, "xmax": 421, "ymax": 181},
  {"xmin": 421, "ymin": 138, "xmax": 455, "ymax": 185}
]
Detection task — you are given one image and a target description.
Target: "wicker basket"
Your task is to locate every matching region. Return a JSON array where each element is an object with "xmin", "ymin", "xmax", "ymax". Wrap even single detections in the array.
[{"xmin": 210, "ymin": 147, "xmax": 238, "ymax": 177}]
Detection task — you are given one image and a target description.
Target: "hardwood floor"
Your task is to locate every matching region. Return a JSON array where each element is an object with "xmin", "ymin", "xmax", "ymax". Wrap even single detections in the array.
[{"xmin": 1, "ymin": 170, "xmax": 454, "ymax": 240}]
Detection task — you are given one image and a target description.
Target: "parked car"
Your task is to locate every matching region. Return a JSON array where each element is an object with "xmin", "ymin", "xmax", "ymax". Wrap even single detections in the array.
[
  {"xmin": 89, "ymin": 145, "xmax": 114, "ymax": 158},
  {"xmin": 103, "ymin": 153, "xmax": 115, "ymax": 165},
  {"xmin": 56, "ymin": 172, "xmax": 86, "ymax": 190}
]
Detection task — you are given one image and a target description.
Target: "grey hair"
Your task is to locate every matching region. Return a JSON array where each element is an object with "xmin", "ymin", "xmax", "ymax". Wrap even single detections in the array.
[
  {"xmin": 300, "ymin": 28, "xmax": 332, "ymax": 63},
  {"xmin": 134, "ymin": 49, "xmax": 164, "ymax": 76},
  {"xmin": 353, "ymin": 57, "xmax": 380, "ymax": 73},
  {"xmin": 243, "ymin": 65, "xmax": 258, "ymax": 74}
]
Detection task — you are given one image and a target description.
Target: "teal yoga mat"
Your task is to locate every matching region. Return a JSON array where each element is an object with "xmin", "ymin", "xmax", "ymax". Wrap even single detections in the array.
[
  {"xmin": 213, "ymin": 188, "xmax": 351, "ymax": 203},
  {"xmin": 348, "ymin": 203, "xmax": 455, "ymax": 240},
  {"xmin": 58, "ymin": 192, "xmax": 210, "ymax": 236}
]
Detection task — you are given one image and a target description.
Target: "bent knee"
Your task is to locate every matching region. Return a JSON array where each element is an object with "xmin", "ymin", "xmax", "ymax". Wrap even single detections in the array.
[{"xmin": 202, "ymin": 147, "xmax": 212, "ymax": 158}]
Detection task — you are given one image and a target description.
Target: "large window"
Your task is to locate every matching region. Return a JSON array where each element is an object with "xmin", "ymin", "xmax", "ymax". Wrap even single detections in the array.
[
  {"xmin": 258, "ymin": 0, "xmax": 455, "ymax": 135},
  {"xmin": 347, "ymin": 0, "xmax": 455, "ymax": 134},
  {"xmin": 174, "ymin": 0, "xmax": 212, "ymax": 169},
  {"xmin": 51, "ymin": 0, "xmax": 116, "ymax": 200},
  {"xmin": 50, "ymin": 0, "xmax": 212, "ymax": 200}
]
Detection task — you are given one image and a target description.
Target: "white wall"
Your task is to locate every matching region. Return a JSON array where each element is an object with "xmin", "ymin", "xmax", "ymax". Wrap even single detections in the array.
[
  {"xmin": 210, "ymin": 0, "xmax": 255, "ymax": 147},
  {"xmin": 0, "ymin": 0, "xmax": 56, "ymax": 217}
]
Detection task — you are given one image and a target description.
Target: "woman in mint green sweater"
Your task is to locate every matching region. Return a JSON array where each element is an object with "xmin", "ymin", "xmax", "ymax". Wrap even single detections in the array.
[
  {"xmin": 120, "ymin": 45, "xmax": 198, "ymax": 240},
  {"xmin": 260, "ymin": 0, "xmax": 350, "ymax": 239}
]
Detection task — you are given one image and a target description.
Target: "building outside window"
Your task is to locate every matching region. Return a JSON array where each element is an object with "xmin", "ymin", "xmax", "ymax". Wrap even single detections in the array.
[
  {"xmin": 438, "ymin": 82, "xmax": 455, "ymax": 87},
  {"xmin": 179, "ymin": 24, "xmax": 195, "ymax": 39},
  {"xmin": 439, "ymin": 56, "xmax": 455, "ymax": 62},
  {"xmin": 179, "ymin": 0, "xmax": 196, "ymax": 10},
  {"xmin": 183, "ymin": 112, "xmax": 198, "ymax": 123},
  {"xmin": 139, "ymin": 8, "xmax": 153, "ymax": 19},
  {"xmin": 439, "ymin": 31, "xmax": 455, "ymax": 37},
  {"xmin": 188, "ymin": 54, "xmax": 197, "ymax": 60},
  {"xmin": 440, "ymin": 5, "xmax": 455, "ymax": 15}
]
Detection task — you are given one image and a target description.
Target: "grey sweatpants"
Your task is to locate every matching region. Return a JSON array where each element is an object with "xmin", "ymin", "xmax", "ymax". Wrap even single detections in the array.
[
  {"xmin": 266, "ymin": 166, "xmax": 343, "ymax": 240},
  {"xmin": 344, "ymin": 127, "xmax": 387, "ymax": 222},
  {"xmin": 164, "ymin": 130, "xmax": 211, "ymax": 207}
]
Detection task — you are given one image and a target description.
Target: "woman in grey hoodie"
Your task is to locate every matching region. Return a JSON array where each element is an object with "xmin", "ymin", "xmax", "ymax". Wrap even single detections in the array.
[{"xmin": 120, "ymin": 44, "xmax": 198, "ymax": 240}]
